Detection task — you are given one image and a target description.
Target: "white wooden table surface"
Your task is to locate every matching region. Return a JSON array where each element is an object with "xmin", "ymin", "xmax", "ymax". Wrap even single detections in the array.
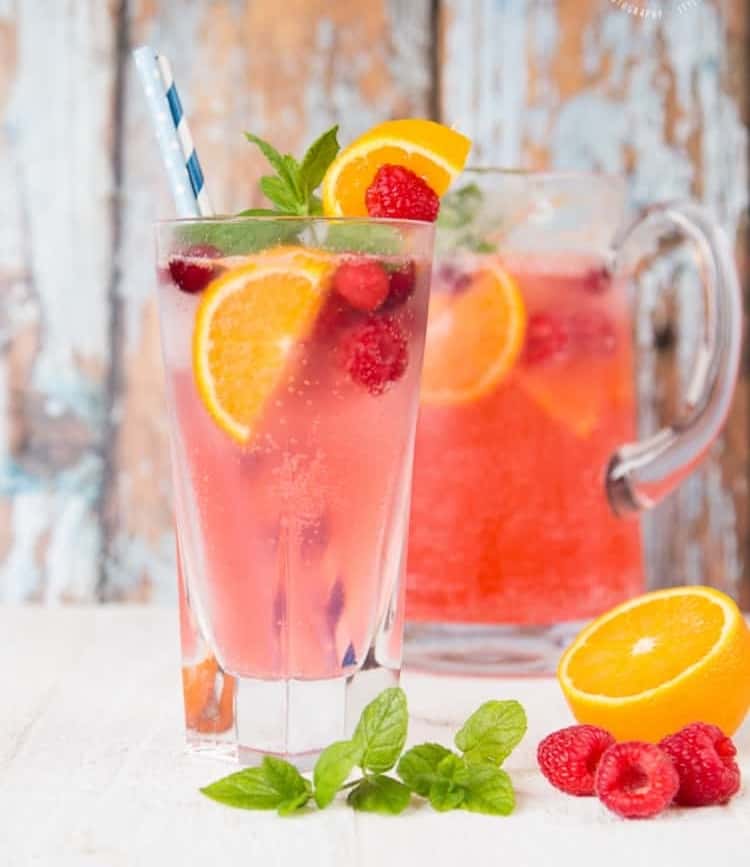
[{"xmin": 2, "ymin": 607, "xmax": 749, "ymax": 867}]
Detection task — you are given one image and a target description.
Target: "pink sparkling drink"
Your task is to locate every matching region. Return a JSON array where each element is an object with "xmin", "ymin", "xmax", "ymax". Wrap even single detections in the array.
[{"xmin": 156, "ymin": 218, "xmax": 434, "ymax": 765}]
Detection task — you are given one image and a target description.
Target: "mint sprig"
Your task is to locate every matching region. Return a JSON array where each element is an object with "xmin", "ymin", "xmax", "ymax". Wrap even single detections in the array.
[
  {"xmin": 200, "ymin": 688, "xmax": 526, "ymax": 819},
  {"xmin": 455, "ymin": 699, "xmax": 527, "ymax": 766},
  {"xmin": 437, "ymin": 181, "xmax": 496, "ymax": 253},
  {"xmin": 243, "ymin": 126, "xmax": 339, "ymax": 216},
  {"xmin": 200, "ymin": 756, "xmax": 312, "ymax": 816}
]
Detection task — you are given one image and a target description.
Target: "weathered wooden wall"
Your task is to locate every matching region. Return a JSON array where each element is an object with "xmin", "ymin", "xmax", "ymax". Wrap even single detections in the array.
[{"xmin": 0, "ymin": 0, "xmax": 747, "ymax": 605}]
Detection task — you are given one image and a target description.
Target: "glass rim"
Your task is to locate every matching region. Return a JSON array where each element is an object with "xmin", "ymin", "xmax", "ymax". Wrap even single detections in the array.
[
  {"xmin": 156, "ymin": 214, "xmax": 436, "ymax": 228},
  {"xmin": 464, "ymin": 165, "xmax": 626, "ymax": 187}
]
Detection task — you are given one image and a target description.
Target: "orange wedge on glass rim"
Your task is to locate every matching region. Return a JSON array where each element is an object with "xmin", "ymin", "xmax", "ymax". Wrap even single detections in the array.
[
  {"xmin": 192, "ymin": 252, "xmax": 332, "ymax": 443},
  {"xmin": 420, "ymin": 263, "xmax": 527, "ymax": 405},
  {"xmin": 321, "ymin": 119, "xmax": 472, "ymax": 217},
  {"xmin": 558, "ymin": 586, "xmax": 750, "ymax": 742}
]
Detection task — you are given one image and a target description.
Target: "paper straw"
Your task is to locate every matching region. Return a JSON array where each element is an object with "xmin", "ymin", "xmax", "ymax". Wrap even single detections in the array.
[{"xmin": 133, "ymin": 45, "xmax": 213, "ymax": 218}]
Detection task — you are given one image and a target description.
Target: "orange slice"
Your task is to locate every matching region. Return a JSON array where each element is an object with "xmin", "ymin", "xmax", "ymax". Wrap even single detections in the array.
[
  {"xmin": 420, "ymin": 265, "xmax": 526, "ymax": 405},
  {"xmin": 193, "ymin": 254, "xmax": 332, "ymax": 443},
  {"xmin": 558, "ymin": 586, "xmax": 750, "ymax": 742},
  {"xmin": 322, "ymin": 119, "xmax": 471, "ymax": 217},
  {"xmin": 182, "ymin": 657, "xmax": 218, "ymax": 729},
  {"xmin": 518, "ymin": 363, "xmax": 611, "ymax": 438},
  {"xmin": 182, "ymin": 656, "xmax": 236, "ymax": 734}
]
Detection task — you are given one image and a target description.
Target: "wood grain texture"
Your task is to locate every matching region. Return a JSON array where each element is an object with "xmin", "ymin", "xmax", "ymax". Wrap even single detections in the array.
[
  {"xmin": 0, "ymin": 0, "xmax": 747, "ymax": 603},
  {"xmin": 2, "ymin": 608, "xmax": 749, "ymax": 866},
  {"xmin": 439, "ymin": 0, "xmax": 749, "ymax": 604},
  {"xmin": 0, "ymin": 0, "xmax": 119, "ymax": 602}
]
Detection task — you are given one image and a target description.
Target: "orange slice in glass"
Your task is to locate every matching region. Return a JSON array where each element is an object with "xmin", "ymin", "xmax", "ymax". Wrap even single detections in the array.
[
  {"xmin": 558, "ymin": 586, "xmax": 750, "ymax": 742},
  {"xmin": 420, "ymin": 265, "xmax": 527, "ymax": 405},
  {"xmin": 193, "ymin": 253, "xmax": 332, "ymax": 443},
  {"xmin": 321, "ymin": 119, "xmax": 471, "ymax": 217},
  {"xmin": 182, "ymin": 657, "xmax": 219, "ymax": 729},
  {"xmin": 182, "ymin": 656, "xmax": 236, "ymax": 734}
]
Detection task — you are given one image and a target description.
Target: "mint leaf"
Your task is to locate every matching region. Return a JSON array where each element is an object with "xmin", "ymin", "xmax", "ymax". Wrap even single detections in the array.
[
  {"xmin": 352, "ymin": 687, "xmax": 408, "ymax": 774},
  {"xmin": 454, "ymin": 700, "xmax": 527, "ymax": 766},
  {"xmin": 437, "ymin": 182, "xmax": 483, "ymax": 229},
  {"xmin": 324, "ymin": 222, "xmax": 404, "ymax": 255},
  {"xmin": 200, "ymin": 756, "xmax": 311, "ymax": 815},
  {"xmin": 347, "ymin": 775, "xmax": 411, "ymax": 815},
  {"xmin": 299, "ymin": 126, "xmax": 340, "ymax": 196},
  {"xmin": 397, "ymin": 743, "xmax": 453, "ymax": 796},
  {"xmin": 282, "ymin": 155, "xmax": 304, "ymax": 203},
  {"xmin": 313, "ymin": 739, "xmax": 362, "ymax": 808},
  {"xmin": 244, "ymin": 132, "xmax": 293, "ymax": 186},
  {"xmin": 428, "ymin": 778, "xmax": 465, "ymax": 811},
  {"xmin": 425, "ymin": 753, "xmax": 466, "ymax": 811},
  {"xmin": 260, "ymin": 175, "xmax": 300, "ymax": 213},
  {"xmin": 236, "ymin": 208, "xmax": 282, "ymax": 216},
  {"xmin": 176, "ymin": 220, "xmax": 301, "ymax": 255},
  {"xmin": 454, "ymin": 764, "xmax": 515, "ymax": 816}
]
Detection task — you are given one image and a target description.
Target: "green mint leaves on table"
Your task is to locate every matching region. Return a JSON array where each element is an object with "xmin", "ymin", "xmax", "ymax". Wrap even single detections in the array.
[
  {"xmin": 200, "ymin": 688, "xmax": 526, "ymax": 818},
  {"xmin": 239, "ymin": 126, "xmax": 340, "ymax": 217},
  {"xmin": 200, "ymin": 755, "xmax": 312, "ymax": 816}
]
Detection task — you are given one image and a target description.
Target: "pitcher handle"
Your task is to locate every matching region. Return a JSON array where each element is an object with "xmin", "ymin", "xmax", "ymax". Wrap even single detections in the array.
[{"xmin": 606, "ymin": 202, "xmax": 742, "ymax": 515}]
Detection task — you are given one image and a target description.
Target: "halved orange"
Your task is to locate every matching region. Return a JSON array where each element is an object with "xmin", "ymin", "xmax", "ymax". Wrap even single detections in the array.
[
  {"xmin": 558, "ymin": 586, "xmax": 750, "ymax": 742},
  {"xmin": 420, "ymin": 264, "xmax": 526, "ymax": 404},
  {"xmin": 193, "ymin": 253, "xmax": 332, "ymax": 443},
  {"xmin": 321, "ymin": 119, "xmax": 471, "ymax": 217}
]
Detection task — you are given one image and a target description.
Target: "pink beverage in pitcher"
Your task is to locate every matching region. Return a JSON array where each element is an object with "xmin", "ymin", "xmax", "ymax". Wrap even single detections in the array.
[
  {"xmin": 156, "ymin": 220, "xmax": 434, "ymax": 762},
  {"xmin": 408, "ymin": 252, "xmax": 642, "ymax": 623},
  {"xmin": 405, "ymin": 170, "xmax": 742, "ymax": 673}
]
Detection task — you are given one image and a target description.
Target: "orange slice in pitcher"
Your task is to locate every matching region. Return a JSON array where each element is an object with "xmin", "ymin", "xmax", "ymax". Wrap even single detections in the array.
[
  {"xmin": 193, "ymin": 254, "xmax": 332, "ymax": 443},
  {"xmin": 321, "ymin": 119, "xmax": 471, "ymax": 217},
  {"xmin": 558, "ymin": 586, "xmax": 750, "ymax": 742},
  {"xmin": 420, "ymin": 265, "xmax": 526, "ymax": 405}
]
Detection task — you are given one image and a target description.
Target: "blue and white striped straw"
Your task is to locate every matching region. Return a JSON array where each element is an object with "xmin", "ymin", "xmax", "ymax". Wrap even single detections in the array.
[{"xmin": 133, "ymin": 45, "xmax": 213, "ymax": 218}]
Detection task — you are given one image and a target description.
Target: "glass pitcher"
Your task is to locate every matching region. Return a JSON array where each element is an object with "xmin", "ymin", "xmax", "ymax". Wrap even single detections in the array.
[{"xmin": 404, "ymin": 169, "xmax": 742, "ymax": 675}]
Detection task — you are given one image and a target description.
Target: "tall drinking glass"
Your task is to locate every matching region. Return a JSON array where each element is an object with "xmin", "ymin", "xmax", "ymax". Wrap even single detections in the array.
[
  {"xmin": 404, "ymin": 170, "xmax": 741, "ymax": 674},
  {"xmin": 155, "ymin": 217, "xmax": 434, "ymax": 766}
]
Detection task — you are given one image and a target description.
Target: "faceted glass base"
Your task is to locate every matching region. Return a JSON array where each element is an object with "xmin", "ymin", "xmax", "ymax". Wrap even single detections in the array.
[
  {"xmin": 185, "ymin": 665, "xmax": 398, "ymax": 769},
  {"xmin": 403, "ymin": 621, "xmax": 587, "ymax": 676}
]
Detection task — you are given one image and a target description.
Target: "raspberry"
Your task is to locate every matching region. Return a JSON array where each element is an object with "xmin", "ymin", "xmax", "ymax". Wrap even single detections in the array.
[
  {"xmin": 385, "ymin": 259, "xmax": 417, "ymax": 308},
  {"xmin": 569, "ymin": 311, "xmax": 617, "ymax": 356},
  {"xmin": 340, "ymin": 315, "xmax": 408, "ymax": 395},
  {"xmin": 314, "ymin": 294, "xmax": 362, "ymax": 337},
  {"xmin": 168, "ymin": 244, "xmax": 223, "ymax": 294},
  {"xmin": 581, "ymin": 266, "xmax": 611, "ymax": 294},
  {"xmin": 523, "ymin": 313, "xmax": 569, "ymax": 365},
  {"xmin": 537, "ymin": 725, "xmax": 615, "ymax": 796},
  {"xmin": 332, "ymin": 258, "xmax": 390, "ymax": 312},
  {"xmin": 365, "ymin": 164, "xmax": 440, "ymax": 222},
  {"xmin": 660, "ymin": 723, "xmax": 741, "ymax": 807},
  {"xmin": 595, "ymin": 742, "xmax": 679, "ymax": 819}
]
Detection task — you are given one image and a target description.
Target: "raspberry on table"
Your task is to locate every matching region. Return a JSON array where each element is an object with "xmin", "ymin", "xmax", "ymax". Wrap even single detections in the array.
[
  {"xmin": 332, "ymin": 258, "xmax": 390, "ymax": 312},
  {"xmin": 365, "ymin": 164, "xmax": 440, "ymax": 222},
  {"xmin": 594, "ymin": 741, "xmax": 679, "ymax": 819},
  {"xmin": 168, "ymin": 243, "xmax": 224, "ymax": 294},
  {"xmin": 660, "ymin": 722, "xmax": 741, "ymax": 807},
  {"xmin": 537, "ymin": 725, "xmax": 615, "ymax": 796},
  {"xmin": 340, "ymin": 315, "xmax": 408, "ymax": 395}
]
